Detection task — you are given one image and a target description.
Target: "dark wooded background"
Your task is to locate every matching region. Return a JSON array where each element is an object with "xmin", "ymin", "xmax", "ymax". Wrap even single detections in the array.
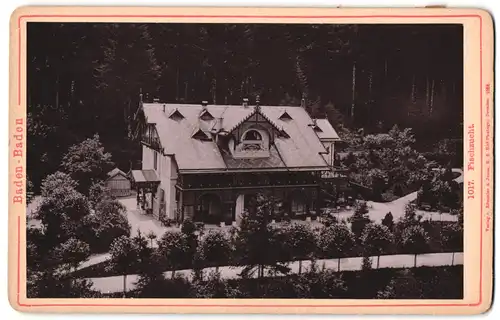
[{"xmin": 27, "ymin": 23, "xmax": 463, "ymax": 188}]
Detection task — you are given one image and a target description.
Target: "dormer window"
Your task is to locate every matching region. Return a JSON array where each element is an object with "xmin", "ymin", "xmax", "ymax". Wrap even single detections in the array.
[
  {"xmin": 192, "ymin": 128, "xmax": 212, "ymax": 141},
  {"xmin": 277, "ymin": 129, "xmax": 290, "ymax": 139},
  {"xmin": 279, "ymin": 111, "xmax": 293, "ymax": 121},
  {"xmin": 169, "ymin": 109, "xmax": 184, "ymax": 121},
  {"xmin": 309, "ymin": 119, "xmax": 323, "ymax": 132},
  {"xmin": 313, "ymin": 126, "xmax": 323, "ymax": 133},
  {"xmin": 242, "ymin": 130, "xmax": 262, "ymax": 141},
  {"xmin": 241, "ymin": 129, "xmax": 264, "ymax": 151},
  {"xmin": 199, "ymin": 109, "xmax": 214, "ymax": 121},
  {"xmin": 231, "ymin": 128, "xmax": 270, "ymax": 158}
]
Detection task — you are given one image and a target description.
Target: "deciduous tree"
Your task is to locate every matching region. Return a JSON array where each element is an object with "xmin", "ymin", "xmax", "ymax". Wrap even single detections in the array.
[
  {"xmin": 158, "ymin": 231, "xmax": 191, "ymax": 278},
  {"xmin": 361, "ymin": 224, "xmax": 394, "ymax": 268},
  {"xmin": 319, "ymin": 223, "xmax": 355, "ymax": 272},
  {"xmin": 441, "ymin": 222, "xmax": 463, "ymax": 265},
  {"xmin": 283, "ymin": 224, "xmax": 317, "ymax": 274},
  {"xmin": 107, "ymin": 235, "xmax": 138, "ymax": 296},
  {"xmin": 199, "ymin": 230, "xmax": 232, "ymax": 272},
  {"xmin": 61, "ymin": 134, "xmax": 114, "ymax": 193},
  {"xmin": 400, "ymin": 225, "xmax": 430, "ymax": 267}
]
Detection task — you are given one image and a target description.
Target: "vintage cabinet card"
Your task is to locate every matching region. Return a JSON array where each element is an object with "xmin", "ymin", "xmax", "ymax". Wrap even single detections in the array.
[{"xmin": 8, "ymin": 6, "xmax": 494, "ymax": 314}]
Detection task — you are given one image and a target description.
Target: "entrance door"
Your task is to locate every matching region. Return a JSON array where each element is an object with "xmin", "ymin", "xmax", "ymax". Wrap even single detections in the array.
[{"xmin": 198, "ymin": 194, "xmax": 222, "ymax": 224}]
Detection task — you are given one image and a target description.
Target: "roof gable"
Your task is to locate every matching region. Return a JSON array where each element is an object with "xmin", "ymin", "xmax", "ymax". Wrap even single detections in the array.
[
  {"xmin": 227, "ymin": 106, "xmax": 282, "ymax": 135},
  {"xmin": 107, "ymin": 167, "xmax": 127, "ymax": 178}
]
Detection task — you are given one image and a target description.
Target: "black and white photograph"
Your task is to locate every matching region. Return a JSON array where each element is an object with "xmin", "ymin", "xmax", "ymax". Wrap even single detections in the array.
[{"xmin": 26, "ymin": 21, "xmax": 465, "ymax": 300}]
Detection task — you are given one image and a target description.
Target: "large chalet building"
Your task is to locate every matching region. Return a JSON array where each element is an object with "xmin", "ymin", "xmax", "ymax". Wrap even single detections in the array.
[{"xmin": 131, "ymin": 97, "xmax": 345, "ymax": 225}]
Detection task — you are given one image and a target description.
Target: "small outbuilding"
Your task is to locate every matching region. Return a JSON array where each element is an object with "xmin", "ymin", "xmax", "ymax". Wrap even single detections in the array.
[{"xmin": 105, "ymin": 168, "xmax": 132, "ymax": 197}]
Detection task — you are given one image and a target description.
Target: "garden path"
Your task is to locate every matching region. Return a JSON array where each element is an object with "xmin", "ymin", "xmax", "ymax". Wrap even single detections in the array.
[{"xmin": 88, "ymin": 251, "xmax": 464, "ymax": 294}]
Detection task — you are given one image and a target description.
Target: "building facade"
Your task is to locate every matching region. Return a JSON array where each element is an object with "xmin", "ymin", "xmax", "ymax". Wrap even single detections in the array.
[{"xmin": 132, "ymin": 98, "xmax": 344, "ymax": 225}]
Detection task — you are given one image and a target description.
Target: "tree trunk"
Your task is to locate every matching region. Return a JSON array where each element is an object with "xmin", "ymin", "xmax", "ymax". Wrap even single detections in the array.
[
  {"xmin": 414, "ymin": 254, "xmax": 417, "ymax": 268},
  {"xmin": 55, "ymin": 74, "xmax": 60, "ymax": 109},
  {"xmin": 351, "ymin": 62, "xmax": 356, "ymax": 119},
  {"xmin": 298, "ymin": 260, "xmax": 302, "ymax": 274},
  {"xmin": 425, "ymin": 76, "xmax": 430, "ymax": 114},
  {"xmin": 377, "ymin": 255, "xmax": 380, "ymax": 269},
  {"xmin": 338, "ymin": 258, "xmax": 341, "ymax": 272},
  {"xmin": 175, "ymin": 61, "xmax": 179, "ymax": 101},
  {"xmin": 171, "ymin": 269, "xmax": 176, "ymax": 279},
  {"xmin": 216, "ymin": 265, "xmax": 219, "ymax": 273},
  {"xmin": 150, "ymin": 239, "xmax": 153, "ymax": 248},
  {"xmin": 429, "ymin": 79, "xmax": 435, "ymax": 115},
  {"xmin": 368, "ymin": 70, "xmax": 373, "ymax": 98},
  {"xmin": 411, "ymin": 74, "xmax": 416, "ymax": 103},
  {"xmin": 451, "ymin": 252, "xmax": 455, "ymax": 266},
  {"xmin": 123, "ymin": 274, "xmax": 127, "ymax": 297}
]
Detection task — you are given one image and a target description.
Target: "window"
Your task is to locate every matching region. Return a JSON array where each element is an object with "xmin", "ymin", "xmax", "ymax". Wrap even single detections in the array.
[
  {"xmin": 169, "ymin": 109, "xmax": 184, "ymax": 121},
  {"xmin": 243, "ymin": 130, "xmax": 262, "ymax": 141},
  {"xmin": 153, "ymin": 151, "xmax": 158, "ymax": 170},
  {"xmin": 199, "ymin": 109, "xmax": 214, "ymax": 121},
  {"xmin": 241, "ymin": 129, "xmax": 264, "ymax": 151},
  {"xmin": 291, "ymin": 198, "xmax": 306, "ymax": 213},
  {"xmin": 279, "ymin": 111, "xmax": 293, "ymax": 121},
  {"xmin": 159, "ymin": 188, "xmax": 165, "ymax": 204}
]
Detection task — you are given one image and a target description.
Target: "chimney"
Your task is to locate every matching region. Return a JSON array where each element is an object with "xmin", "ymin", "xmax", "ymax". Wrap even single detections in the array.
[
  {"xmin": 201, "ymin": 100, "xmax": 208, "ymax": 109},
  {"xmin": 163, "ymin": 104, "xmax": 166, "ymax": 113},
  {"xmin": 153, "ymin": 98, "xmax": 160, "ymax": 103},
  {"xmin": 214, "ymin": 117, "xmax": 223, "ymax": 132},
  {"xmin": 255, "ymin": 95, "xmax": 260, "ymax": 107},
  {"xmin": 301, "ymin": 95, "xmax": 306, "ymax": 108},
  {"xmin": 242, "ymin": 98, "xmax": 249, "ymax": 108}
]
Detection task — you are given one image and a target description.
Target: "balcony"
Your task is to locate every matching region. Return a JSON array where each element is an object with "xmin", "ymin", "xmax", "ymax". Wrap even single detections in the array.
[{"xmin": 177, "ymin": 172, "xmax": 323, "ymax": 190}]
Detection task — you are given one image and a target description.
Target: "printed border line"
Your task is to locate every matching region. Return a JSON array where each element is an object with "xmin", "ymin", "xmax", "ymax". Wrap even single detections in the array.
[{"xmin": 16, "ymin": 13, "xmax": 483, "ymax": 308}]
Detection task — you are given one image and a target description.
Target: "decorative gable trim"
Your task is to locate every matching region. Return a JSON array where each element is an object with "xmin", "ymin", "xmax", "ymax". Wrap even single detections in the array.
[
  {"xmin": 227, "ymin": 106, "xmax": 283, "ymax": 135},
  {"xmin": 168, "ymin": 108, "xmax": 184, "ymax": 121}
]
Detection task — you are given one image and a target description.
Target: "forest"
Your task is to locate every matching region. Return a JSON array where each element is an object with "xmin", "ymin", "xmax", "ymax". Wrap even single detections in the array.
[{"xmin": 27, "ymin": 23, "xmax": 463, "ymax": 189}]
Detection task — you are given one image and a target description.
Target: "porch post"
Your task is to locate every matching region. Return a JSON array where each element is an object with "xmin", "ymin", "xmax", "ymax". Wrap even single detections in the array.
[
  {"xmin": 305, "ymin": 188, "xmax": 311, "ymax": 214},
  {"xmin": 181, "ymin": 190, "xmax": 185, "ymax": 222},
  {"xmin": 271, "ymin": 187, "xmax": 275, "ymax": 218},
  {"xmin": 136, "ymin": 186, "xmax": 140, "ymax": 209},
  {"xmin": 193, "ymin": 190, "xmax": 198, "ymax": 222},
  {"xmin": 231, "ymin": 189, "xmax": 236, "ymax": 223}
]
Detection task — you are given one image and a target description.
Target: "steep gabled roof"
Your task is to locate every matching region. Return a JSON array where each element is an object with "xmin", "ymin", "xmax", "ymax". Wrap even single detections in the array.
[{"xmin": 142, "ymin": 103, "xmax": 335, "ymax": 171}]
